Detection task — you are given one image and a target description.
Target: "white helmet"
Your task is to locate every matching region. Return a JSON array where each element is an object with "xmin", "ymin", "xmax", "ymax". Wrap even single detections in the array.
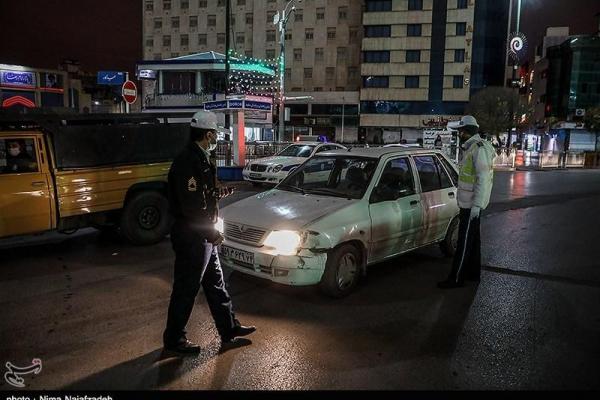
[
  {"xmin": 191, "ymin": 110, "xmax": 229, "ymax": 133},
  {"xmin": 448, "ymin": 115, "xmax": 479, "ymax": 130}
]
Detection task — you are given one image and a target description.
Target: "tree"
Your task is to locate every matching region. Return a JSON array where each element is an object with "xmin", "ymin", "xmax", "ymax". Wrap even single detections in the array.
[
  {"xmin": 466, "ymin": 87, "xmax": 530, "ymax": 146},
  {"xmin": 584, "ymin": 106, "xmax": 600, "ymax": 133}
]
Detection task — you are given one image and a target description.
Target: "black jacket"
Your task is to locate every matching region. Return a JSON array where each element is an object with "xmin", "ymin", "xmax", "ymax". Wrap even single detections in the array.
[{"xmin": 168, "ymin": 142, "xmax": 219, "ymax": 233}]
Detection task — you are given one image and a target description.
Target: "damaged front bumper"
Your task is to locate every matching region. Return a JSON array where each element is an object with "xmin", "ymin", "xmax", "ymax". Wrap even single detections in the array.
[{"xmin": 219, "ymin": 239, "xmax": 328, "ymax": 286}]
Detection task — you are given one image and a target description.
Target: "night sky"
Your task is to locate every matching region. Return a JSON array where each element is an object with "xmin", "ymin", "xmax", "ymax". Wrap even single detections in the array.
[{"xmin": 0, "ymin": 0, "xmax": 598, "ymax": 75}]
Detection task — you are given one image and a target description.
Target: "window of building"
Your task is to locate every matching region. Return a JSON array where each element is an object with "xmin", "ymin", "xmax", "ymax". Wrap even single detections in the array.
[
  {"xmin": 154, "ymin": 18, "xmax": 162, "ymax": 29},
  {"xmin": 294, "ymin": 48, "xmax": 303, "ymax": 61},
  {"xmin": 365, "ymin": 25, "xmax": 391, "ymax": 38},
  {"xmin": 198, "ymin": 34, "xmax": 207, "ymax": 45},
  {"xmin": 338, "ymin": 6, "xmax": 348, "ymax": 20},
  {"xmin": 181, "ymin": 0, "xmax": 189, "ymax": 9},
  {"xmin": 326, "ymin": 67, "xmax": 335, "ymax": 80},
  {"xmin": 189, "ymin": 16, "xmax": 198, "ymax": 28},
  {"xmin": 285, "ymin": 32, "xmax": 293, "ymax": 41},
  {"xmin": 305, "ymin": 28, "xmax": 314, "ymax": 41},
  {"xmin": 217, "ymin": 0, "xmax": 226, "ymax": 6},
  {"xmin": 363, "ymin": 76, "xmax": 389, "ymax": 88},
  {"xmin": 366, "ymin": 0, "xmax": 392, "ymax": 12},
  {"xmin": 296, "ymin": 10, "xmax": 303, "ymax": 21},
  {"xmin": 154, "ymin": 53, "xmax": 162, "ymax": 60},
  {"xmin": 238, "ymin": 0, "xmax": 246, "ymax": 5},
  {"xmin": 267, "ymin": 10, "xmax": 276, "ymax": 23},
  {"xmin": 348, "ymin": 67, "xmax": 358, "ymax": 80},
  {"xmin": 217, "ymin": 33, "xmax": 225, "ymax": 44},
  {"xmin": 245, "ymin": 13, "xmax": 253, "ymax": 24},
  {"xmin": 163, "ymin": 35, "xmax": 171, "ymax": 47},
  {"xmin": 231, "ymin": 15, "xmax": 236, "ymax": 25},
  {"xmin": 314, "ymin": 87, "xmax": 323, "ymax": 92},
  {"xmin": 337, "ymin": 47, "xmax": 347, "ymax": 61},
  {"xmin": 453, "ymin": 75, "xmax": 464, "ymax": 88},
  {"xmin": 208, "ymin": 15, "xmax": 216, "ymax": 26},
  {"xmin": 363, "ymin": 51, "xmax": 390, "ymax": 63},
  {"xmin": 236, "ymin": 33, "xmax": 245, "ymax": 44},
  {"xmin": 145, "ymin": 1, "xmax": 153, "ymax": 12},
  {"xmin": 163, "ymin": 0, "xmax": 171, "ymax": 10},
  {"xmin": 315, "ymin": 48, "xmax": 324, "ymax": 61},
  {"xmin": 180, "ymin": 34, "xmax": 189, "ymax": 46},
  {"xmin": 267, "ymin": 30, "xmax": 276, "ymax": 42},
  {"xmin": 456, "ymin": 22, "xmax": 467, "ymax": 36},
  {"xmin": 407, "ymin": 24, "xmax": 422, "ymax": 37},
  {"xmin": 199, "ymin": 0, "xmax": 207, "ymax": 7},
  {"xmin": 327, "ymin": 27, "xmax": 337, "ymax": 40},
  {"xmin": 457, "ymin": 0, "xmax": 468, "ymax": 9},
  {"xmin": 406, "ymin": 50, "xmax": 421, "ymax": 62},
  {"xmin": 408, "ymin": 0, "xmax": 423, "ymax": 10},
  {"xmin": 304, "ymin": 68, "xmax": 313, "ymax": 79},
  {"xmin": 350, "ymin": 27, "xmax": 360, "ymax": 40},
  {"xmin": 405, "ymin": 76, "xmax": 420, "ymax": 88},
  {"xmin": 454, "ymin": 49, "xmax": 465, "ymax": 62},
  {"xmin": 245, "ymin": 51, "xmax": 253, "ymax": 58},
  {"xmin": 317, "ymin": 7, "xmax": 325, "ymax": 20},
  {"xmin": 266, "ymin": 49, "xmax": 276, "ymax": 59},
  {"xmin": 171, "ymin": 17, "xmax": 179, "ymax": 28},
  {"xmin": 285, "ymin": 68, "xmax": 292, "ymax": 80},
  {"xmin": 146, "ymin": 37, "xmax": 154, "ymax": 47}
]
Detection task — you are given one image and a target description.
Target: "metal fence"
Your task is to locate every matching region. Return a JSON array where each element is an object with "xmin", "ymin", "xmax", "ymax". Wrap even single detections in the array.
[{"xmin": 215, "ymin": 141, "xmax": 293, "ymax": 167}]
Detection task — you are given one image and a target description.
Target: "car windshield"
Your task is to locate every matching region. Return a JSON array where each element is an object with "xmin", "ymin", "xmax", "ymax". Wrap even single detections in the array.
[
  {"xmin": 278, "ymin": 156, "xmax": 379, "ymax": 199},
  {"xmin": 277, "ymin": 144, "xmax": 316, "ymax": 158}
]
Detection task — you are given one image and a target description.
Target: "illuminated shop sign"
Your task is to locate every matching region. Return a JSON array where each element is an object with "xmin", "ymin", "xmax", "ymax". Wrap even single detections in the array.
[{"xmin": 0, "ymin": 70, "xmax": 36, "ymax": 88}]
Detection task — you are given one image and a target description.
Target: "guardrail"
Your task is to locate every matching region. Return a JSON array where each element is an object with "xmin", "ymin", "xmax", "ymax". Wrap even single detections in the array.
[{"xmin": 215, "ymin": 142, "xmax": 293, "ymax": 167}]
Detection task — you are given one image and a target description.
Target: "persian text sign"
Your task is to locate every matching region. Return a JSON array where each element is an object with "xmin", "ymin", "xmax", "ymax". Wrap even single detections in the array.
[{"xmin": 0, "ymin": 71, "xmax": 36, "ymax": 88}]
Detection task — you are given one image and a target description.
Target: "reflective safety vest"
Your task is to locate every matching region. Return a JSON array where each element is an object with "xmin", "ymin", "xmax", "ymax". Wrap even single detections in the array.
[{"xmin": 457, "ymin": 140, "xmax": 495, "ymax": 209}]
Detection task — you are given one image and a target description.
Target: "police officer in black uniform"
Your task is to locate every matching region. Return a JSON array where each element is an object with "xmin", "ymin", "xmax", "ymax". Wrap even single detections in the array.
[{"xmin": 163, "ymin": 110, "xmax": 256, "ymax": 354}]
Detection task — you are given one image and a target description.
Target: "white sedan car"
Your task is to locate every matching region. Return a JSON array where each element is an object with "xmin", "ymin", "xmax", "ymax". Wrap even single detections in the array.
[
  {"xmin": 242, "ymin": 142, "xmax": 346, "ymax": 185},
  {"xmin": 220, "ymin": 147, "xmax": 460, "ymax": 297}
]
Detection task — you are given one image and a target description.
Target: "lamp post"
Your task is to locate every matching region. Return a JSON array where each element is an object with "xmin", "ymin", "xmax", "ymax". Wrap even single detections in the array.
[{"xmin": 275, "ymin": 0, "xmax": 301, "ymax": 142}]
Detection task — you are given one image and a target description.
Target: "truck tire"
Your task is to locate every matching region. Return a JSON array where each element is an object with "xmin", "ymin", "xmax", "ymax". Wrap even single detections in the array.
[
  {"xmin": 120, "ymin": 191, "xmax": 171, "ymax": 245},
  {"xmin": 319, "ymin": 244, "xmax": 362, "ymax": 298},
  {"xmin": 440, "ymin": 217, "xmax": 459, "ymax": 257}
]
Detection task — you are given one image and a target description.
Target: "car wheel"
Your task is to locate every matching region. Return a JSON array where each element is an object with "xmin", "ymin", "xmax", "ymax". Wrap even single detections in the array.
[
  {"xmin": 319, "ymin": 244, "xmax": 362, "ymax": 298},
  {"xmin": 440, "ymin": 217, "xmax": 459, "ymax": 257},
  {"xmin": 120, "ymin": 191, "xmax": 172, "ymax": 245}
]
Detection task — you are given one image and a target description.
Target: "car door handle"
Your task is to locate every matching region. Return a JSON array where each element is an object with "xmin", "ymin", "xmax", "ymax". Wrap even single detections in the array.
[
  {"xmin": 448, "ymin": 192, "xmax": 455, "ymax": 197},
  {"xmin": 410, "ymin": 200, "xmax": 420, "ymax": 206},
  {"xmin": 31, "ymin": 181, "xmax": 46, "ymax": 187}
]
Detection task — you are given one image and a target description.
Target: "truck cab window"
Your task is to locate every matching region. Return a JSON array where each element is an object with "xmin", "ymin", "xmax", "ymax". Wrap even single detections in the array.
[{"xmin": 0, "ymin": 138, "xmax": 39, "ymax": 174}]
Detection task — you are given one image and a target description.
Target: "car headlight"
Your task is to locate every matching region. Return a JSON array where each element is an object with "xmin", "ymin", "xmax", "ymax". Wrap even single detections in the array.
[
  {"xmin": 215, "ymin": 217, "xmax": 224, "ymax": 234},
  {"xmin": 272, "ymin": 164, "xmax": 283, "ymax": 173},
  {"xmin": 263, "ymin": 230, "xmax": 302, "ymax": 256}
]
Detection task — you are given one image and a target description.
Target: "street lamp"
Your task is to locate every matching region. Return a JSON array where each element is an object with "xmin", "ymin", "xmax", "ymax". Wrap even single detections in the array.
[{"xmin": 274, "ymin": 0, "xmax": 301, "ymax": 142}]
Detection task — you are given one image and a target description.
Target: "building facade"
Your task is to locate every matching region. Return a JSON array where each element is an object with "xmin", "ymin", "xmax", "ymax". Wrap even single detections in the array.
[
  {"xmin": 142, "ymin": 0, "xmax": 509, "ymax": 143},
  {"xmin": 360, "ymin": 0, "xmax": 510, "ymax": 142},
  {"xmin": 142, "ymin": 0, "xmax": 363, "ymax": 142},
  {"xmin": 546, "ymin": 35, "xmax": 600, "ymax": 120}
]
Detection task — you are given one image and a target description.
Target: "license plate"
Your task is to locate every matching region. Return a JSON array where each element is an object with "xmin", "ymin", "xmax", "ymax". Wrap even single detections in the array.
[
  {"xmin": 249, "ymin": 173, "xmax": 262, "ymax": 178},
  {"xmin": 220, "ymin": 245, "xmax": 254, "ymax": 265}
]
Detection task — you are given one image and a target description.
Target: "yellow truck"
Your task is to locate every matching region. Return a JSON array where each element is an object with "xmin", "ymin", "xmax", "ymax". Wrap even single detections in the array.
[{"xmin": 0, "ymin": 114, "xmax": 190, "ymax": 245}]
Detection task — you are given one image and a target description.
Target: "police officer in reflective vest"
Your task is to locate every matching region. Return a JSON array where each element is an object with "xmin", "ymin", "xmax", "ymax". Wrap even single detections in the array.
[
  {"xmin": 163, "ymin": 110, "xmax": 256, "ymax": 354},
  {"xmin": 438, "ymin": 115, "xmax": 495, "ymax": 289}
]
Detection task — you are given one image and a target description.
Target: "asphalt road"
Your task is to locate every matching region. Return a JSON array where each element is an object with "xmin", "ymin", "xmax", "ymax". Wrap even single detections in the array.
[{"xmin": 0, "ymin": 170, "xmax": 599, "ymax": 390}]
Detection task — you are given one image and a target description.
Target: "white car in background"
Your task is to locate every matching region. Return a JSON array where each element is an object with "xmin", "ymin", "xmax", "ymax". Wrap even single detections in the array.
[
  {"xmin": 219, "ymin": 147, "xmax": 460, "ymax": 297},
  {"xmin": 242, "ymin": 142, "xmax": 346, "ymax": 186}
]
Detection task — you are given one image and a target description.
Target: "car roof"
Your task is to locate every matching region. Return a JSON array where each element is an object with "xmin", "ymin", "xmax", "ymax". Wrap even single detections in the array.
[{"xmin": 316, "ymin": 147, "xmax": 444, "ymax": 158}]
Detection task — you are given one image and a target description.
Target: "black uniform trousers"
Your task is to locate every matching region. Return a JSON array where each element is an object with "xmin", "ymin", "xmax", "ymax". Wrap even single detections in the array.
[
  {"xmin": 447, "ymin": 207, "xmax": 481, "ymax": 283},
  {"xmin": 163, "ymin": 224, "xmax": 238, "ymax": 346}
]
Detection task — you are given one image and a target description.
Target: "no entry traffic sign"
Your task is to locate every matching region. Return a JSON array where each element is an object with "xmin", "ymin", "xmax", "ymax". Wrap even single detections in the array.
[{"xmin": 122, "ymin": 80, "xmax": 138, "ymax": 104}]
